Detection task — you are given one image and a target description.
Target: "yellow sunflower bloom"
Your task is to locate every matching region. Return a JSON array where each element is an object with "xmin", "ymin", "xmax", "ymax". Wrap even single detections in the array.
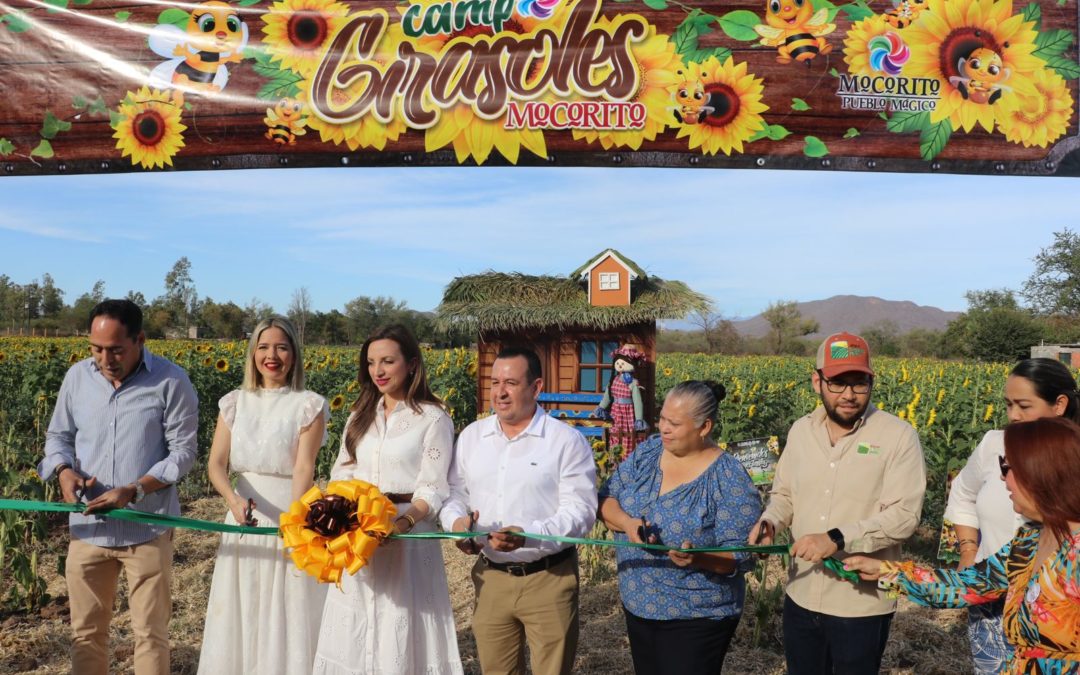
[
  {"xmin": 299, "ymin": 21, "xmax": 408, "ymax": 151},
  {"xmin": 902, "ymin": 0, "xmax": 1041, "ymax": 133},
  {"xmin": 675, "ymin": 57, "xmax": 768, "ymax": 156},
  {"xmin": 404, "ymin": 0, "xmax": 560, "ymax": 164},
  {"xmin": 843, "ymin": 15, "xmax": 909, "ymax": 77},
  {"xmin": 112, "ymin": 87, "xmax": 186, "ymax": 170},
  {"xmin": 330, "ymin": 393, "xmax": 346, "ymax": 411},
  {"xmin": 572, "ymin": 22, "xmax": 680, "ymax": 150},
  {"xmin": 216, "ymin": 358, "xmax": 230, "ymax": 372},
  {"xmin": 262, "ymin": 0, "xmax": 350, "ymax": 77},
  {"xmin": 999, "ymin": 67, "xmax": 1074, "ymax": 147}
]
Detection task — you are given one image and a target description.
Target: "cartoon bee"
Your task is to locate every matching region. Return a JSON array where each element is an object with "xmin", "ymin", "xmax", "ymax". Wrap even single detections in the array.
[
  {"xmin": 754, "ymin": 0, "xmax": 835, "ymax": 65},
  {"xmin": 264, "ymin": 98, "xmax": 308, "ymax": 145},
  {"xmin": 948, "ymin": 48, "xmax": 1010, "ymax": 104},
  {"xmin": 148, "ymin": 1, "xmax": 249, "ymax": 93},
  {"xmin": 884, "ymin": 0, "xmax": 927, "ymax": 29},
  {"xmin": 670, "ymin": 70, "xmax": 714, "ymax": 125}
]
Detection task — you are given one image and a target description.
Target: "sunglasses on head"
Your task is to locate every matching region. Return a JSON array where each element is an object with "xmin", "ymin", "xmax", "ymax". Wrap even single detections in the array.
[{"xmin": 998, "ymin": 454, "xmax": 1011, "ymax": 479}]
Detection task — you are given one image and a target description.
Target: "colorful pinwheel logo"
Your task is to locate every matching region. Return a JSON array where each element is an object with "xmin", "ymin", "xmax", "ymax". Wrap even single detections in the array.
[
  {"xmin": 517, "ymin": 0, "xmax": 560, "ymax": 19},
  {"xmin": 868, "ymin": 32, "xmax": 909, "ymax": 75}
]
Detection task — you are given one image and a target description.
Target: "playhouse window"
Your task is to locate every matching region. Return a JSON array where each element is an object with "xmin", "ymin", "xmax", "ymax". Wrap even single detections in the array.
[
  {"xmin": 599, "ymin": 272, "xmax": 620, "ymax": 290},
  {"xmin": 578, "ymin": 340, "xmax": 618, "ymax": 392}
]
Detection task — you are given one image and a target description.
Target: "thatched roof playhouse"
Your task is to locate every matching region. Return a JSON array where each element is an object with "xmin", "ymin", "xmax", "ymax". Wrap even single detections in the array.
[{"xmin": 436, "ymin": 250, "xmax": 709, "ymax": 425}]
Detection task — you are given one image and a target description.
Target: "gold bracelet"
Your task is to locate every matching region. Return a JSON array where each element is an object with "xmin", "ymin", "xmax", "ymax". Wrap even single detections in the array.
[
  {"xmin": 397, "ymin": 514, "xmax": 416, "ymax": 531},
  {"xmin": 957, "ymin": 538, "xmax": 978, "ymax": 548}
]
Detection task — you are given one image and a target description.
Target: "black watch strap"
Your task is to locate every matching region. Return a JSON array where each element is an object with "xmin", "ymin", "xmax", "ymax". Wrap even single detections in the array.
[
  {"xmin": 55, "ymin": 464, "xmax": 72, "ymax": 480},
  {"xmin": 827, "ymin": 528, "xmax": 845, "ymax": 551}
]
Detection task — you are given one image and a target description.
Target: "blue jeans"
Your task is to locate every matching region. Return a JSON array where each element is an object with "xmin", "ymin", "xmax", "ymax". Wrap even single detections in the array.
[{"xmin": 782, "ymin": 595, "xmax": 893, "ymax": 675}]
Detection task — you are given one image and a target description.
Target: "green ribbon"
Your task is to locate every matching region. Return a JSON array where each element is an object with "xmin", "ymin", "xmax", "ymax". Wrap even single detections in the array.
[{"xmin": 0, "ymin": 498, "xmax": 860, "ymax": 582}]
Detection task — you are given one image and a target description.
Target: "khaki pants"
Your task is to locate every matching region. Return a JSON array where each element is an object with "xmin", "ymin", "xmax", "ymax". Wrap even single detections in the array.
[
  {"xmin": 470, "ymin": 551, "xmax": 580, "ymax": 675},
  {"xmin": 65, "ymin": 532, "xmax": 173, "ymax": 675}
]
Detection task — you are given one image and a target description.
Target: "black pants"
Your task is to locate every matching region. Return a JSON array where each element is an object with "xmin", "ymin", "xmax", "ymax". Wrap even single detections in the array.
[
  {"xmin": 782, "ymin": 595, "xmax": 893, "ymax": 675},
  {"xmin": 623, "ymin": 606, "xmax": 740, "ymax": 675}
]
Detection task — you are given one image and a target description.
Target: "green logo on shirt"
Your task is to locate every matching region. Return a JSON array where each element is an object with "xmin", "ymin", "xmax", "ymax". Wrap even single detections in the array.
[{"xmin": 856, "ymin": 442, "xmax": 879, "ymax": 455}]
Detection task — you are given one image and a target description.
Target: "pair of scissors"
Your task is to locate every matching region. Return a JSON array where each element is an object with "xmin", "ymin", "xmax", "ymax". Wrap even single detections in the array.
[{"xmin": 463, "ymin": 512, "xmax": 482, "ymax": 554}]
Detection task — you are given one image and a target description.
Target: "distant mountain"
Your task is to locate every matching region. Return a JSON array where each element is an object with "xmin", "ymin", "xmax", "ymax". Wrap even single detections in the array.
[{"xmin": 731, "ymin": 295, "xmax": 961, "ymax": 339}]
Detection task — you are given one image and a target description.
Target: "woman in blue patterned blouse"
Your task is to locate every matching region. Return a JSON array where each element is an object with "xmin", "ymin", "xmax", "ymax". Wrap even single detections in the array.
[{"xmin": 599, "ymin": 380, "xmax": 763, "ymax": 675}]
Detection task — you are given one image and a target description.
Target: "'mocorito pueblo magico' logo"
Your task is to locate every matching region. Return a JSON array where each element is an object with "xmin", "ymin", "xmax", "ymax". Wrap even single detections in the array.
[
  {"xmin": 837, "ymin": 30, "xmax": 939, "ymax": 112},
  {"xmin": 308, "ymin": 0, "xmax": 649, "ymax": 132}
]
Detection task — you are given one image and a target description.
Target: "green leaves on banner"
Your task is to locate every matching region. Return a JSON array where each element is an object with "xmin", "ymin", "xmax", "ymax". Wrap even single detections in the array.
[
  {"xmin": 791, "ymin": 98, "xmax": 811, "ymax": 111},
  {"xmin": 749, "ymin": 123, "xmax": 792, "ymax": 142},
  {"xmin": 237, "ymin": 0, "xmax": 262, "ymax": 5},
  {"xmin": 829, "ymin": 67, "xmax": 840, "ymax": 78},
  {"xmin": 673, "ymin": 10, "xmax": 732, "ymax": 65},
  {"xmin": 87, "ymin": 96, "xmax": 107, "ymax": 116},
  {"xmin": 43, "ymin": 0, "xmax": 68, "ymax": 12},
  {"xmin": 1021, "ymin": 2, "xmax": 1041, "ymax": 30},
  {"xmin": 803, "ymin": 136, "xmax": 829, "ymax": 157},
  {"xmin": 253, "ymin": 52, "xmax": 303, "ymax": 100},
  {"xmin": 839, "ymin": 0, "xmax": 874, "ymax": 21},
  {"xmin": 72, "ymin": 96, "xmax": 88, "ymax": 110},
  {"xmin": 1034, "ymin": 29, "xmax": 1074, "ymax": 59},
  {"xmin": 0, "ymin": 139, "xmax": 13, "ymax": 156},
  {"xmin": 115, "ymin": 10, "xmax": 131, "ymax": 21},
  {"xmin": 920, "ymin": 119, "xmax": 952, "ymax": 161},
  {"xmin": 158, "ymin": 8, "xmax": 189, "ymax": 29},
  {"xmin": 108, "ymin": 109, "xmax": 123, "ymax": 129},
  {"xmin": 1, "ymin": 12, "xmax": 32, "ymax": 32},
  {"xmin": 717, "ymin": 10, "xmax": 761, "ymax": 41},
  {"xmin": 885, "ymin": 110, "xmax": 930, "ymax": 134},
  {"xmin": 1045, "ymin": 55, "xmax": 1080, "ymax": 79},
  {"xmin": 41, "ymin": 111, "xmax": 72, "ymax": 140},
  {"xmin": 843, "ymin": 127, "xmax": 860, "ymax": 139},
  {"xmin": 642, "ymin": 0, "xmax": 668, "ymax": 9},
  {"xmin": 30, "ymin": 140, "xmax": 54, "ymax": 159}
]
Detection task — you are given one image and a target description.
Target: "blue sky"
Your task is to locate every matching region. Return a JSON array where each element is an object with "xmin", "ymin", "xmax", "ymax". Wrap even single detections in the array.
[{"xmin": 1, "ymin": 167, "xmax": 1077, "ymax": 319}]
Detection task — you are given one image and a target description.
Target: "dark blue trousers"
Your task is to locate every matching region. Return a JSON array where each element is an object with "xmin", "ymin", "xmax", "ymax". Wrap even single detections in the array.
[
  {"xmin": 623, "ymin": 606, "xmax": 740, "ymax": 675},
  {"xmin": 782, "ymin": 595, "xmax": 893, "ymax": 675}
]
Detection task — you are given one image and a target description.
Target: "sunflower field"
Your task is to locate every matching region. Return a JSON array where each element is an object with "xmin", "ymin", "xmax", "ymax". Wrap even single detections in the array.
[{"xmin": 0, "ymin": 336, "xmax": 1018, "ymax": 611}]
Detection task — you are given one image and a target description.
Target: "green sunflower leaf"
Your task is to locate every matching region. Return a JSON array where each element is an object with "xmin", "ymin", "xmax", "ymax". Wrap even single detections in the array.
[
  {"xmin": 108, "ymin": 109, "xmax": 123, "ymax": 129},
  {"xmin": 791, "ymin": 98, "xmax": 811, "ymax": 111},
  {"xmin": 717, "ymin": 10, "xmax": 761, "ymax": 41},
  {"xmin": 1046, "ymin": 55, "xmax": 1080, "ymax": 79},
  {"xmin": 766, "ymin": 124, "xmax": 792, "ymax": 140},
  {"xmin": 0, "ymin": 138, "xmax": 14, "ymax": 156},
  {"xmin": 803, "ymin": 136, "xmax": 829, "ymax": 157},
  {"xmin": 642, "ymin": 0, "xmax": 668, "ymax": 9},
  {"xmin": 839, "ymin": 1, "xmax": 874, "ymax": 21},
  {"xmin": 115, "ymin": 10, "xmax": 131, "ymax": 21},
  {"xmin": 843, "ymin": 127, "xmax": 860, "ymax": 139},
  {"xmin": 812, "ymin": 0, "xmax": 841, "ymax": 22},
  {"xmin": 878, "ymin": 112, "xmax": 889, "ymax": 121},
  {"xmin": 258, "ymin": 74, "xmax": 303, "ymax": 101},
  {"xmin": 41, "ymin": 111, "xmax": 72, "ymax": 140},
  {"xmin": 919, "ymin": 119, "xmax": 951, "ymax": 161},
  {"xmin": 886, "ymin": 110, "xmax": 930, "ymax": 133},
  {"xmin": 748, "ymin": 127, "xmax": 769, "ymax": 142},
  {"xmin": 829, "ymin": 67, "xmax": 840, "ymax": 77},
  {"xmin": 72, "ymin": 96, "xmax": 88, "ymax": 110},
  {"xmin": 158, "ymin": 8, "xmax": 189, "ymax": 29},
  {"xmin": 43, "ymin": 0, "xmax": 68, "ymax": 12},
  {"xmin": 237, "ymin": 0, "xmax": 261, "ymax": 4},
  {"xmin": 253, "ymin": 58, "xmax": 287, "ymax": 78},
  {"xmin": 1020, "ymin": 3, "xmax": 1041, "ymax": 30},
  {"xmin": 1034, "ymin": 29, "xmax": 1073, "ymax": 58},
  {"xmin": 2, "ymin": 12, "xmax": 32, "ymax": 32},
  {"xmin": 72, "ymin": 0, "xmax": 92, "ymax": 5},
  {"xmin": 88, "ymin": 96, "xmax": 108, "ymax": 116},
  {"xmin": 30, "ymin": 140, "xmax": 54, "ymax": 159}
]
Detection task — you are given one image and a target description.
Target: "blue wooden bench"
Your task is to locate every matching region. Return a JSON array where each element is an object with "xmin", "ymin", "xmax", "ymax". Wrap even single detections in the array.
[{"xmin": 537, "ymin": 392, "xmax": 607, "ymax": 438}]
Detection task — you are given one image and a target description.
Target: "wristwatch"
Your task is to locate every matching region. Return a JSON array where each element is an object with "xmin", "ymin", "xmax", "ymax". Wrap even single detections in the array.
[
  {"xmin": 826, "ymin": 528, "xmax": 845, "ymax": 551},
  {"xmin": 130, "ymin": 482, "xmax": 146, "ymax": 504}
]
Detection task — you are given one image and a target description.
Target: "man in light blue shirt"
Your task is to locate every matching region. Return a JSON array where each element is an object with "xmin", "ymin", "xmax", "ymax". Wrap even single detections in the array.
[{"xmin": 38, "ymin": 299, "xmax": 198, "ymax": 675}]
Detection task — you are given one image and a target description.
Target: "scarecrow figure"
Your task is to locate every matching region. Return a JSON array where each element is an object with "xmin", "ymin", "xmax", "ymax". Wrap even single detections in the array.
[{"xmin": 594, "ymin": 345, "xmax": 648, "ymax": 453}]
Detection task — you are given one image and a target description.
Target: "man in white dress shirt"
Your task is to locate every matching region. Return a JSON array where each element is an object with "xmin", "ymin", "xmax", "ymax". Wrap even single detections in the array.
[{"xmin": 441, "ymin": 346, "xmax": 598, "ymax": 675}]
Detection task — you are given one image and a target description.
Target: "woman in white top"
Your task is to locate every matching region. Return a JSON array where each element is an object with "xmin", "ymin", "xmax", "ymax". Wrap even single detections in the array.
[
  {"xmin": 313, "ymin": 324, "xmax": 464, "ymax": 675},
  {"xmin": 944, "ymin": 357, "xmax": 1080, "ymax": 675},
  {"xmin": 198, "ymin": 316, "xmax": 330, "ymax": 675}
]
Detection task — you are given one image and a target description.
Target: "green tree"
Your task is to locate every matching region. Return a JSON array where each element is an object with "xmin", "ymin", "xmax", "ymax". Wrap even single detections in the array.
[
  {"xmin": 40, "ymin": 274, "xmax": 64, "ymax": 317},
  {"xmin": 1023, "ymin": 228, "xmax": 1080, "ymax": 316},
  {"xmin": 859, "ymin": 320, "xmax": 901, "ymax": 357},
  {"xmin": 162, "ymin": 257, "xmax": 197, "ymax": 328},
  {"xmin": 762, "ymin": 300, "xmax": 818, "ymax": 354},
  {"xmin": 947, "ymin": 289, "xmax": 1043, "ymax": 362}
]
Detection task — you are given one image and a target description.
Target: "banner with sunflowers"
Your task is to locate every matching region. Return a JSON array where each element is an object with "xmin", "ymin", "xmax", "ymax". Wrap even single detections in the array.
[{"xmin": 0, "ymin": 0, "xmax": 1076, "ymax": 175}]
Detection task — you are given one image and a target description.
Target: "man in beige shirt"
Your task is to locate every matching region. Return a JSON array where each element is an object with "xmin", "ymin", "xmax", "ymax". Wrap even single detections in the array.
[{"xmin": 750, "ymin": 332, "xmax": 925, "ymax": 675}]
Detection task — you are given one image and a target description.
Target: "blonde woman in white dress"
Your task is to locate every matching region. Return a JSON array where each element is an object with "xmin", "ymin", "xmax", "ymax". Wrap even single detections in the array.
[
  {"xmin": 313, "ymin": 324, "xmax": 464, "ymax": 675},
  {"xmin": 198, "ymin": 316, "xmax": 329, "ymax": 675}
]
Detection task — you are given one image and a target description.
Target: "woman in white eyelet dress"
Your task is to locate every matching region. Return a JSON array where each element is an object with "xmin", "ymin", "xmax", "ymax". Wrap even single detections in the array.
[
  {"xmin": 313, "ymin": 324, "xmax": 464, "ymax": 675},
  {"xmin": 197, "ymin": 317, "xmax": 330, "ymax": 675}
]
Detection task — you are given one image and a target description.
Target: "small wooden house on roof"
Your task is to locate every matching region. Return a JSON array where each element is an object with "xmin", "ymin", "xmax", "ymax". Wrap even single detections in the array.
[{"xmin": 436, "ymin": 249, "xmax": 709, "ymax": 425}]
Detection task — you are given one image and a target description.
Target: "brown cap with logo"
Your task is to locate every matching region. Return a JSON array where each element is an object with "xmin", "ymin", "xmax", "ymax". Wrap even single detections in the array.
[{"xmin": 816, "ymin": 332, "xmax": 873, "ymax": 378}]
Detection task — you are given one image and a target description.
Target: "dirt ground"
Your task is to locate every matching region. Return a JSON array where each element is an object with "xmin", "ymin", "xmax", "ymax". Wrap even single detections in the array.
[{"xmin": 0, "ymin": 497, "xmax": 973, "ymax": 674}]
